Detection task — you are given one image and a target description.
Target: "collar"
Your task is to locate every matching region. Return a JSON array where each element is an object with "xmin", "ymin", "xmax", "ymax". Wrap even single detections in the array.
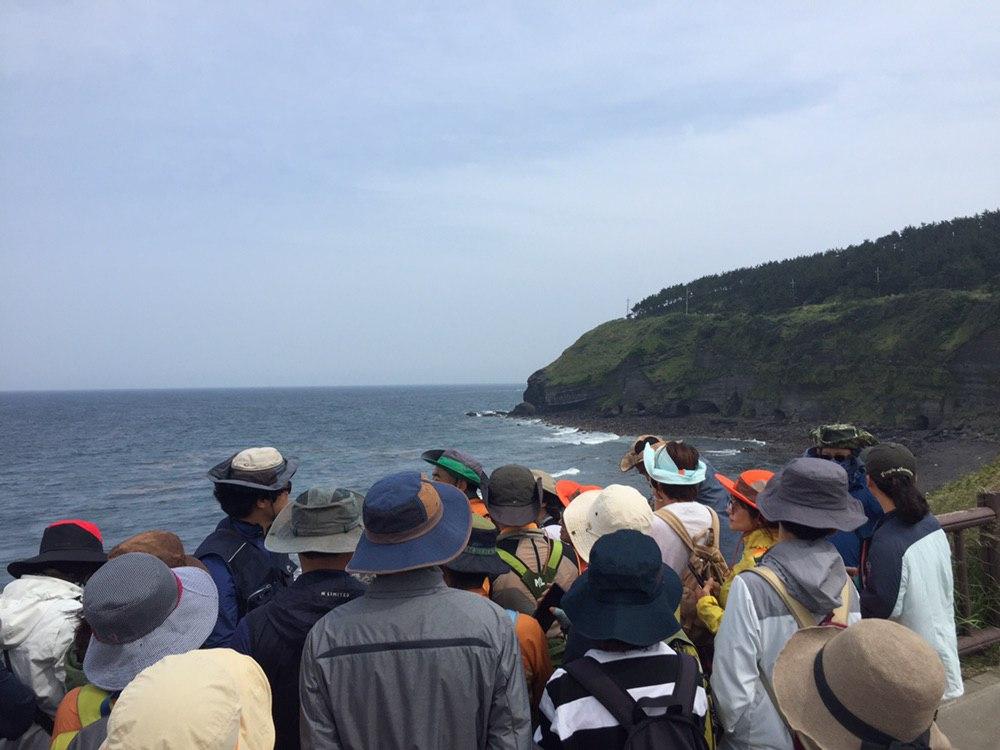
[
  {"xmin": 744, "ymin": 527, "xmax": 779, "ymax": 549},
  {"xmin": 222, "ymin": 517, "xmax": 267, "ymax": 539},
  {"xmin": 497, "ymin": 524, "xmax": 540, "ymax": 539},
  {"xmin": 368, "ymin": 567, "xmax": 447, "ymax": 597}
]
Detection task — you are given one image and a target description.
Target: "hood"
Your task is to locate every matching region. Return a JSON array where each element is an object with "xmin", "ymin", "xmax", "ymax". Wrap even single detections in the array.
[
  {"xmin": 102, "ymin": 649, "xmax": 273, "ymax": 750},
  {"xmin": 761, "ymin": 539, "xmax": 848, "ymax": 613},
  {"xmin": 0, "ymin": 575, "xmax": 83, "ymax": 648},
  {"xmin": 265, "ymin": 571, "xmax": 365, "ymax": 642}
]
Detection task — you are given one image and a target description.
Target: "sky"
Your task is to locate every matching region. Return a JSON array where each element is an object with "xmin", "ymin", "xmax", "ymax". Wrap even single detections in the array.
[{"xmin": 2, "ymin": 2, "xmax": 999, "ymax": 391}]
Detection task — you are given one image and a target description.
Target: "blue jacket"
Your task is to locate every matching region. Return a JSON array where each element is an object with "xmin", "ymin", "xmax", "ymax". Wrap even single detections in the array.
[
  {"xmin": 197, "ymin": 517, "xmax": 296, "ymax": 648},
  {"xmin": 0, "ymin": 665, "xmax": 35, "ymax": 740},
  {"xmin": 803, "ymin": 449, "xmax": 883, "ymax": 567},
  {"xmin": 861, "ymin": 512, "xmax": 963, "ymax": 700}
]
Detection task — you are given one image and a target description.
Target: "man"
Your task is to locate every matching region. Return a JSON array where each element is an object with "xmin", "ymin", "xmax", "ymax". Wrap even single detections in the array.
[
  {"xmin": 711, "ymin": 457, "xmax": 865, "ymax": 750},
  {"xmin": 300, "ymin": 471, "xmax": 531, "ymax": 749},
  {"xmin": 804, "ymin": 423, "xmax": 883, "ymax": 569},
  {"xmin": 196, "ymin": 447, "xmax": 298, "ymax": 647},
  {"xmin": 441, "ymin": 515, "xmax": 553, "ymax": 713},
  {"xmin": 232, "ymin": 487, "xmax": 367, "ymax": 750},
  {"xmin": 486, "ymin": 465, "xmax": 579, "ymax": 618},
  {"xmin": 421, "ymin": 448, "xmax": 489, "ymax": 516}
]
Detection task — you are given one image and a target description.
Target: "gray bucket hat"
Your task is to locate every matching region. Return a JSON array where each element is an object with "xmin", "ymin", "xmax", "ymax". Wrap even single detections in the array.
[
  {"xmin": 756, "ymin": 457, "xmax": 867, "ymax": 532},
  {"xmin": 83, "ymin": 552, "xmax": 219, "ymax": 692},
  {"xmin": 266, "ymin": 487, "xmax": 364, "ymax": 554}
]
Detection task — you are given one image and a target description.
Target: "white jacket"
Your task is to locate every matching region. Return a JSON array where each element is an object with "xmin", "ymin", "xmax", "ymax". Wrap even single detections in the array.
[
  {"xmin": 0, "ymin": 575, "xmax": 82, "ymax": 750},
  {"xmin": 711, "ymin": 539, "xmax": 861, "ymax": 750}
]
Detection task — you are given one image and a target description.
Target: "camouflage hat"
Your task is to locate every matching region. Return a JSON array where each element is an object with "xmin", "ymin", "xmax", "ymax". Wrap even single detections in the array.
[{"xmin": 810, "ymin": 424, "xmax": 879, "ymax": 451}]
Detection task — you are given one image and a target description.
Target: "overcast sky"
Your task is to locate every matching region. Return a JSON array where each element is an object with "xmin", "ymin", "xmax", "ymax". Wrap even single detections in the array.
[{"xmin": 2, "ymin": 3, "xmax": 998, "ymax": 391}]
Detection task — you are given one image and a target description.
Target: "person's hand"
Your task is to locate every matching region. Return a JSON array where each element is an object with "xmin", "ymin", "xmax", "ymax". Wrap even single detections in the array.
[
  {"xmin": 696, "ymin": 577, "xmax": 716, "ymax": 601},
  {"xmin": 845, "ymin": 566, "xmax": 859, "ymax": 578},
  {"xmin": 550, "ymin": 607, "xmax": 572, "ymax": 631}
]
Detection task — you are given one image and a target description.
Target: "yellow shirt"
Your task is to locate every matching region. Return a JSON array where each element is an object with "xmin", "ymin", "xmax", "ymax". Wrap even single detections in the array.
[{"xmin": 696, "ymin": 527, "xmax": 778, "ymax": 634}]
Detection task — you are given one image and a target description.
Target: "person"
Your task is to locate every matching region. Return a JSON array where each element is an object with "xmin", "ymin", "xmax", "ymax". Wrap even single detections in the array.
[
  {"xmin": 0, "ymin": 665, "xmax": 35, "ymax": 741},
  {"xmin": 620, "ymin": 435, "xmax": 740, "ymax": 562},
  {"xmin": 535, "ymin": 530, "xmax": 709, "ymax": 749},
  {"xmin": 299, "ymin": 471, "xmax": 532, "ymax": 749},
  {"xmin": 51, "ymin": 551, "xmax": 218, "ymax": 750},
  {"xmin": 0, "ymin": 520, "xmax": 106, "ymax": 750},
  {"xmin": 531, "ymin": 469, "xmax": 564, "ymax": 540},
  {"xmin": 695, "ymin": 470, "xmax": 778, "ymax": 634},
  {"xmin": 108, "ymin": 529, "xmax": 207, "ymax": 570},
  {"xmin": 232, "ymin": 487, "xmax": 367, "ymax": 750},
  {"xmin": 97, "ymin": 649, "xmax": 274, "ymax": 750},
  {"xmin": 421, "ymin": 448, "xmax": 490, "ymax": 516},
  {"xmin": 772, "ymin": 620, "xmax": 954, "ymax": 749},
  {"xmin": 711, "ymin": 457, "xmax": 866, "ymax": 750},
  {"xmin": 486, "ymin": 465, "xmax": 579, "ymax": 620},
  {"xmin": 196, "ymin": 447, "xmax": 299, "ymax": 647},
  {"xmin": 442, "ymin": 515, "xmax": 553, "ymax": 714},
  {"xmin": 858, "ymin": 443, "xmax": 963, "ymax": 700},
  {"xmin": 561, "ymin": 484, "xmax": 654, "ymax": 564},
  {"xmin": 805, "ymin": 424, "xmax": 883, "ymax": 569}
]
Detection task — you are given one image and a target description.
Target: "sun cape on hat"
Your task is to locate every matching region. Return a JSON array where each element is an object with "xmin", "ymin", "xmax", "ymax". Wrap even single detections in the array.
[
  {"xmin": 561, "ymin": 529, "xmax": 682, "ymax": 648},
  {"xmin": 208, "ymin": 447, "xmax": 299, "ymax": 491},
  {"xmin": 82, "ymin": 552, "xmax": 219, "ymax": 692},
  {"xmin": 266, "ymin": 487, "xmax": 364, "ymax": 555},
  {"xmin": 7, "ymin": 519, "xmax": 107, "ymax": 579},
  {"xmin": 562, "ymin": 485, "xmax": 654, "ymax": 563},
  {"xmin": 421, "ymin": 448, "xmax": 488, "ymax": 488},
  {"xmin": 643, "ymin": 442, "xmax": 707, "ymax": 486},
  {"xmin": 715, "ymin": 469, "xmax": 775, "ymax": 510},
  {"xmin": 347, "ymin": 471, "xmax": 472, "ymax": 575},
  {"xmin": 756, "ymin": 457, "xmax": 866, "ymax": 532},
  {"xmin": 773, "ymin": 619, "xmax": 953, "ymax": 749}
]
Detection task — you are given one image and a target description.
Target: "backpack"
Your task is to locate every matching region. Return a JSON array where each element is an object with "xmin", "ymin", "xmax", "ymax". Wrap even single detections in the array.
[
  {"xmin": 654, "ymin": 507, "xmax": 730, "ymax": 670},
  {"xmin": 563, "ymin": 653, "xmax": 709, "ymax": 750},
  {"xmin": 496, "ymin": 538, "xmax": 565, "ymax": 599},
  {"xmin": 741, "ymin": 567, "xmax": 852, "ymax": 629}
]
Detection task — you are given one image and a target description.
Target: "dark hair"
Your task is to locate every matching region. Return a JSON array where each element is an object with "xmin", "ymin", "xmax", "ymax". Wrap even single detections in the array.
[
  {"xmin": 591, "ymin": 639, "xmax": 641, "ymax": 652},
  {"xmin": 42, "ymin": 562, "xmax": 102, "ymax": 586},
  {"xmin": 747, "ymin": 506, "xmax": 780, "ymax": 534},
  {"xmin": 299, "ymin": 551, "xmax": 352, "ymax": 562},
  {"xmin": 443, "ymin": 568, "xmax": 488, "ymax": 590},
  {"xmin": 542, "ymin": 492, "xmax": 564, "ymax": 521},
  {"xmin": 871, "ymin": 472, "xmax": 929, "ymax": 525},
  {"xmin": 779, "ymin": 521, "xmax": 833, "ymax": 541},
  {"xmin": 74, "ymin": 618, "xmax": 92, "ymax": 664},
  {"xmin": 650, "ymin": 442, "xmax": 702, "ymax": 501},
  {"xmin": 213, "ymin": 483, "xmax": 286, "ymax": 520}
]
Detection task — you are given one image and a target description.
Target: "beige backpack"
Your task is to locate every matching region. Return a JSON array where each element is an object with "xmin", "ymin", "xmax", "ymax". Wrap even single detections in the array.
[{"xmin": 654, "ymin": 507, "xmax": 731, "ymax": 668}]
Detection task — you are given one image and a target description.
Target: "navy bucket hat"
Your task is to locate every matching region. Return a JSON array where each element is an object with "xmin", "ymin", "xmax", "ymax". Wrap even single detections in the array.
[
  {"xmin": 347, "ymin": 471, "xmax": 472, "ymax": 575},
  {"xmin": 561, "ymin": 529, "xmax": 683, "ymax": 648}
]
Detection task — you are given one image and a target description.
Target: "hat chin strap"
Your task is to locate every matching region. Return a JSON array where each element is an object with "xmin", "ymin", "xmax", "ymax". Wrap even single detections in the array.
[{"xmin": 813, "ymin": 648, "xmax": 931, "ymax": 749}]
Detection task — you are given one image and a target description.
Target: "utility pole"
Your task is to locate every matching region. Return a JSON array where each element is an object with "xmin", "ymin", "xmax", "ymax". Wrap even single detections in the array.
[
  {"xmin": 791, "ymin": 278, "xmax": 796, "ymax": 304},
  {"xmin": 685, "ymin": 286, "xmax": 690, "ymax": 315},
  {"xmin": 625, "ymin": 298, "xmax": 630, "ymax": 318}
]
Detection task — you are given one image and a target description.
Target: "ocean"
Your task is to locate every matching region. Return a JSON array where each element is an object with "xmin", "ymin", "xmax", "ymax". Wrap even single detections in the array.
[{"xmin": 0, "ymin": 385, "xmax": 766, "ymax": 582}]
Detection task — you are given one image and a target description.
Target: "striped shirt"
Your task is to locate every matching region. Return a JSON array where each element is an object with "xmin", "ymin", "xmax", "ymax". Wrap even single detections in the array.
[{"xmin": 534, "ymin": 641, "xmax": 708, "ymax": 749}]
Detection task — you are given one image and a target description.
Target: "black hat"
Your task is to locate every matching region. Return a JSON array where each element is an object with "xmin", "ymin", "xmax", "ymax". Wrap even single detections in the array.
[
  {"xmin": 8, "ymin": 520, "xmax": 107, "ymax": 579},
  {"xmin": 442, "ymin": 516, "xmax": 511, "ymax": 578},
  {"xmin": 561, "ymin": 529, "xmax": 682, "ymax": 647},
  {"xmin": 861, "ymin": 443, "xmax": 918, "ymax": 482},
  {"xmin": 484, "ymin": 464, "xmax": 541, "ymax": 527}
]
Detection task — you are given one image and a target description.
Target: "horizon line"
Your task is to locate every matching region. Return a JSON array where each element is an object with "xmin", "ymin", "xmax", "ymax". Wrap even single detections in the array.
[{"xmin": 0, "ymin": 382, "xmax": 524, "ymax": 395}]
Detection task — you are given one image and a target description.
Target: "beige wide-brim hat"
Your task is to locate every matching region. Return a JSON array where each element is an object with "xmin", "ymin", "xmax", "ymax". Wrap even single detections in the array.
[
  {"xmin": 618, "ymin": 435, "xmax": 665, "ymax": 472},
  {"xmin": 562, "ymin": 484, "xmax": 653, "ymax": 563},
  {"xmin": 773, "ymin": 620, "xmax": 952, "ymax": 749}
]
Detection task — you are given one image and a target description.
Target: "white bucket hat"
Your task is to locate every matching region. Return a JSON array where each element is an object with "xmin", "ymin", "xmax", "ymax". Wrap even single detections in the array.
[{"xmin": 562, "ymin": 484, "xmax": 653, "ymax": 562}]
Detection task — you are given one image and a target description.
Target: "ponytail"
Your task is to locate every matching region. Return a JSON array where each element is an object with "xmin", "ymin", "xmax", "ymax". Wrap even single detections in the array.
[{"xmin": 871, "ymin": 472, "xmax": 929, "ymax": 525}]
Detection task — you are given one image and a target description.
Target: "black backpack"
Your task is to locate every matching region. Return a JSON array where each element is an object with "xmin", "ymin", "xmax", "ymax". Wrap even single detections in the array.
[{"xmin": 563, "ymin": 653, "xmax": 708, "ymax": 750}]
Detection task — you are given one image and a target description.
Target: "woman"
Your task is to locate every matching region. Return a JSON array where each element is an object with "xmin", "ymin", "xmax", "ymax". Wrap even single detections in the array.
[
  {"xmin": 695, "ymin": 469, "xmax": 778, "ymax": 634},
  {"xmin": 859, "ymin": 442, "xmax": 964, "ymax": 700}
]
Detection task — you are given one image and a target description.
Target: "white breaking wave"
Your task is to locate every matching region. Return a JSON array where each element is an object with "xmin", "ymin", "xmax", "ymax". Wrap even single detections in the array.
[
  {"xmin": 551, "ymin": 468, "xmax": 581, "ymax": 478},
  {"xmin": 543, "ymin": 427, "xmax": 621, "ymax": 446},
  {"xmin": 704, "ymin": 448, "xmax": 743, "ymax": 457}
]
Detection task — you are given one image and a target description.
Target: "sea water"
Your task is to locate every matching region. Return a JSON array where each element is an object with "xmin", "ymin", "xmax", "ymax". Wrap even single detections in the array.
[{"xmin": 0, "ymin": 385, "xmax": 765, "ymax": 581}]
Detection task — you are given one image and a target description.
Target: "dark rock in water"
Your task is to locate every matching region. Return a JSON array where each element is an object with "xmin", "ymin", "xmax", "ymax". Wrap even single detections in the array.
[
  {"xmin": 466, "ymin": 409, "xmax": 508, "ymax": 418},
  {"xmin": 509, "ymin": 401, "xmax": 536, "ymax": 417}
]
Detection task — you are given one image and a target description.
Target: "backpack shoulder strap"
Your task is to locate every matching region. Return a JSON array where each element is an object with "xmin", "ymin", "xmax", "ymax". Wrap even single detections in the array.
[
  {"xmin": 742, "ymin": 567, "xmax": 814, "ymax": 629},
  {"xmin": 655, "ymin": 508, "xmax": 695, "ymax": 552},
  {"xmin": 646, "ymin": 652, "xmax": 699, "ymax": 715},
  {"xmin": 563, "ymin": 657, "xmax": 641, "ymax": 729},
  {"xmin": 829, "ymin": 579, "xmax": 853, "ymax": 627},
  {"xmin": 544, "ymin": 539, "xmax": 564, "ymax": 582},
  {"xmin": 706, "ymin": 508, "xmax": 721, "ymax": 551}
]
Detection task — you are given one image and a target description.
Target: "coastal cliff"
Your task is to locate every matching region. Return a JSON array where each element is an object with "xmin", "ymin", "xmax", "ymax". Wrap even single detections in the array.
[{"xmin": 520, "ymin": 211, "xmax": 1000, "ymax": 429}]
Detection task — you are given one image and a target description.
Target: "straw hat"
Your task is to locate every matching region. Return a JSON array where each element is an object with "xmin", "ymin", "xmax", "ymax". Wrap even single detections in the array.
[{"xmin": 773, "ymin": 619, "xmax": 952, "ymax": 749}]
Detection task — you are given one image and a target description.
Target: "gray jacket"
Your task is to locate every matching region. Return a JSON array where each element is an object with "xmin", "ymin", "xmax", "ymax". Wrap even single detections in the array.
[{"xmin": 299, "ymin": 567, "xmax": 532, "ymax": 750}]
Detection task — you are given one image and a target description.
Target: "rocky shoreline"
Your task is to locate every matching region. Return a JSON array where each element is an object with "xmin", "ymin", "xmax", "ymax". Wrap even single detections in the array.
[{"xmin": 509, "ymin": 410, "xmax": 1000, "ymax": 493}]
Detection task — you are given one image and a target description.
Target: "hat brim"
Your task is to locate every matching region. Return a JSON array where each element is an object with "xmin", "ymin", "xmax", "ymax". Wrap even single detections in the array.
[
  {"xmin": 7, "ymin": 550, "xmax": 108, "ymax": 579},
  {"xmin": 756, "ymin": 482, "xmax": 866, "ymax": 532},
  {"xmin": 443, "ymin": 549, "xmax": 512, "ymax": 578},
  {"xmin": 561, "ymin": 490, "xmax": 601, "ymax": 563},
  {"xmin": 561, "ymin": 564, "xmax": 682, "ymax": 647},
  {"xmin": 347, "ymin": 482, "xmax": 473, "ymax": 575},
  {"xmin": 486, "ymin": 500, "xmax": 540, "ymax": 528},
  {"xmin": 421, "ymin": 450, "xmax": 484, "ymax": 488},
  {"xmin": 715, "ymin": 473, "xmax": 758, "ymax": 510},
  {"xmin": 265, "ymin": 504, "xmax": 363, "ymax": 554},
  {"xmin": 773, "ymin": 627, "xmax": 952, "ymax": 750},
  {"xmin": 207, "ymin": 456, "xmax": 299, "ymax": 491},
  {"xmin": 83, "ymin": 566, "xmax": 219, "ymax": 692}
]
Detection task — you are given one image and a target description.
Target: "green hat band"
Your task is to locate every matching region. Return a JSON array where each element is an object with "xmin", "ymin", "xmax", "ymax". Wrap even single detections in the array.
[{"xmin": 436, "ymin": 455, "xmax": 481, "ymax": 486}]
